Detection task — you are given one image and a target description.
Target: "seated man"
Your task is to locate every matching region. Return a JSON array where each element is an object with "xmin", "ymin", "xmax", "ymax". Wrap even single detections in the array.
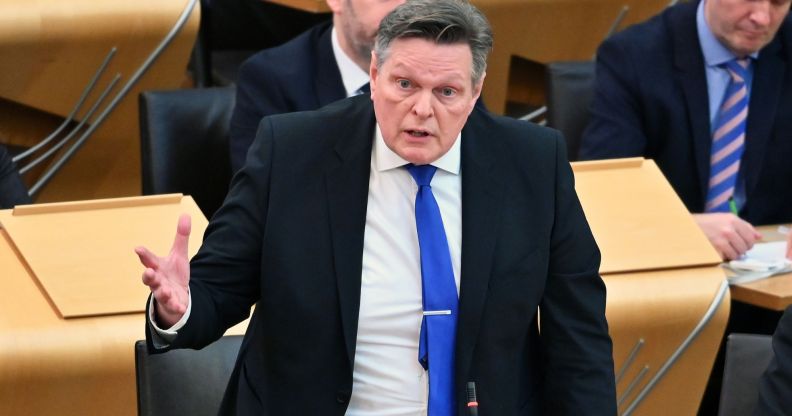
[
  {"xmin": 0, "ymin": 145, "xmax": 31, "ymax": 209},
  {"xmin": 229, "ymin": 0, "xmax": 405, "ymax": 171},
  {"xmin": 580, "ymin": 0, "xmax": 792, "ymax": 260},
  {"xmin": 137, "ymin": 1, "xmax": 617, "ymax": 413}
]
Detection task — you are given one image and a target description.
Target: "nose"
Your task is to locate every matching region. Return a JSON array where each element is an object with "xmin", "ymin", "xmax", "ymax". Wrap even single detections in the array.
[
  {"xmin": 411, "ymin": 89, "xmax": 434, "ymax": 119},
  {"xmin": 749, "ymin": 2, "xmax": 771, "ymax": 27}
]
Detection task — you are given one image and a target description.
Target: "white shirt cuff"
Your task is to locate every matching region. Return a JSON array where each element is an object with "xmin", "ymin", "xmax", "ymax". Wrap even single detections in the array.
[{"xmin": 147, "ymin": 291, "xmax": 192, "ymax": 349}]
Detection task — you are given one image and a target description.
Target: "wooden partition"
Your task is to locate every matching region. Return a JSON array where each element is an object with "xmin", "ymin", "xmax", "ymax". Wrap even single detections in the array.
[
  {"xmin": 0, "ymin": 195, "xmax": 248, "ymax": 416},
  {"xmin": 573, "ymin": 158, "xmax": 729, "ymax": 416},
  {"xmin": 0, "ymin": 0, "xmax": 200, "ymax": 203}
]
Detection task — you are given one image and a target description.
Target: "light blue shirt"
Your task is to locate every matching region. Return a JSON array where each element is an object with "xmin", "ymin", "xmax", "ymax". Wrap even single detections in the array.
[{"xmin": 696, "ymin": 0, "xmax": 757, "ymax": 130}]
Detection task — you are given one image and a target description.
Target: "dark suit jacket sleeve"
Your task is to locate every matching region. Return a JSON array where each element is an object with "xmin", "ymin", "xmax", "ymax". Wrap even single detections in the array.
[
  {"xmin": 756, "ymin": 305, "xmax": 792, "ymax": 415},
  {"xmin": 0, "ymin": 145, "xmax": 31, "ymax": 209},
  {"xmin": 540, "ymin": 133, "xmax": 617, "ymax": 414},
  {"xmin": 579, "ymin": 36, "xmax": 651, "ymax": 160}
]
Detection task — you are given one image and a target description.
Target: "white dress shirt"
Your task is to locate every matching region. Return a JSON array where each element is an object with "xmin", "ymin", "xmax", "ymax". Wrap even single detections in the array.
[
  {"xmin": 330, "ymin": 27, "xmax": 371, "ymax": 97},
  {"xmin": 346, "ymin": 126, "xmax": 462, "ymax": 415}
]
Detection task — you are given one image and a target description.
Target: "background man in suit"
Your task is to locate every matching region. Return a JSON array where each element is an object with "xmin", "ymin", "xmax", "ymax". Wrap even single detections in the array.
[
  {"xmin": 579, "ymin": 0, "xmax": 792, "ymax": 260},
  {"xmin": 757, "ymin": 303, "xmax": 792, "ymax": 414},
  {"xmin": 229, "ymin": 0, "xmax": 405, "ymax": 171},
  {"xmin": 137, "ymin": 1, "xmax": 616, "ymax": 414},
  {"xmin": 0, "ymin": 145, "xmax": 31, "ymax": 209}
]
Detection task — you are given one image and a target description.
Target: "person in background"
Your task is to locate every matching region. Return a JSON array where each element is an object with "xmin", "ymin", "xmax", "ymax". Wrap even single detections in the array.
[
  {"xmin": 229, "ymin": 0, "xmax": 405, "ymax": 171},
  {"xmin": 0, "ymin": 145, "xmax": 31, "ymax": 209},
  {"xmin": 579, "ymin": 0, "xmax": 792, "ymax": 260}
]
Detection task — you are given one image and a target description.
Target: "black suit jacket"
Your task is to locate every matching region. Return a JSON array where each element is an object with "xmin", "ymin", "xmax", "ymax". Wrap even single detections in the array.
[
  {"xmin": 229, "ymin": 21, "xmax": 346, "ymax": 171},
  {"xmin": 756, "ymin": 304, "xmax": 792, "ymax": 415},
  {"xmin": 149, "ymin": 95, "xmax": 616, "ymax": 415},
  {"xmin": 0, "ymin": 145, "xmax": 31, "ymax": 209},
  {"xmin": 579, "ymin": 0, "xmax": 792, "ymax": 225}
]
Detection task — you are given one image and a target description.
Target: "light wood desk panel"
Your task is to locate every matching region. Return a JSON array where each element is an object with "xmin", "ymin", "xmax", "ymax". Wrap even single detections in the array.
[{"xmin": 0, "ymin": 199, "xmax": 247, "ymax": 416}]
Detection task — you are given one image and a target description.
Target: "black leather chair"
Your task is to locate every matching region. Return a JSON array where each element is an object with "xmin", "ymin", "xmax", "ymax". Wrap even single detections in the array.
[
  {"xmin": 139, "ymin": 87, "xmax": 234, "ymax": 218},
  {"xmin": 134, "ymin": 335, "xmax": 242, "ymax": 416},
  {"xmin": 718, "ymin": 333, "xmax": 774, "ymax": 416},
  {"xmin": 544, "ymin": 61, "xmax": 596, "ymax": 162}
]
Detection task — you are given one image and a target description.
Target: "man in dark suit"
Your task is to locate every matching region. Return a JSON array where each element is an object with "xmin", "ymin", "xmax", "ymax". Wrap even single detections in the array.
[
  {"xmin": 138, "ymin": 1, "xmax": 616, "ymax": 414},
  {"xmin": 579, "ymin": 0, "xmax": 792, "ymax": 260},
  {"xmin": 0, "ymin": 145, "xmax": 31, "ymax": 209},
  {"xmin": 229, "ymin": 0, "xmax": 405, "ymax": 171},
  {"xmin": 757, "ymin": 303, "xmax": 792, "ymax": 415}
]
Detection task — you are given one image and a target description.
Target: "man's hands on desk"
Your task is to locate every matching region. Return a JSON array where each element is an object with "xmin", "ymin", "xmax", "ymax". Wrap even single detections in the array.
[
  {"xmin": 693, "ymin": 213, "xmax": 762, "ymax": 260},
  {"xmin": 135, "ymin": 214, "xmax": 191, "ymax": 328},
  {"xmin": 694, "ymin": 213, "xmax": 792, "ymax": 261}
]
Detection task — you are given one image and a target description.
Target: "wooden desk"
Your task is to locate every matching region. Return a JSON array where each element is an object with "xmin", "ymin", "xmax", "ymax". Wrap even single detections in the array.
[
  {"xmin": 0, "ymin": 197, "xmax": 248, "ymax": 416},
  {"xmin": 729, "ymin": 225, "xmax": 792, "ymax": 311},
  {"xmin": 264, "ymin": 0, "xmax": 329, "ymax": 13},
  {"xmin": 573, "ymin": 159, "xmax": 728, "ymax": 415}
]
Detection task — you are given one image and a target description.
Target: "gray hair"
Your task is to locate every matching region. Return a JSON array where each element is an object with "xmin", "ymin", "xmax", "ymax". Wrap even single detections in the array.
[{"xmin": 374, "ymin": 0, "xmax": 493, "ymax": 85}]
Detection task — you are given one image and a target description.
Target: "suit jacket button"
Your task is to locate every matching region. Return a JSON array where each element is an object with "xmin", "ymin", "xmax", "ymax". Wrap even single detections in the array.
[{"xmin": 336, "ymin": 390, "xmax": 350, "ymax": 404}]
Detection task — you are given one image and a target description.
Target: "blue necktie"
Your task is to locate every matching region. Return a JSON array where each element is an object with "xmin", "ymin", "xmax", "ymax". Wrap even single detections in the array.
[
  {"xmin": 706, "ymin": 58, "xmax": 750, "ymax": 212},
  {"xmin": 407, "ymin": 164, "xmax": 458, "ymax": 416}
]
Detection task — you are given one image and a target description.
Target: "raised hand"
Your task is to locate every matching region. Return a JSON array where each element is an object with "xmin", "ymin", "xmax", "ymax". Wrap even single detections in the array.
[{"xmin": 135, "ymin": 214, "xmax": 192, "ymax": 328}]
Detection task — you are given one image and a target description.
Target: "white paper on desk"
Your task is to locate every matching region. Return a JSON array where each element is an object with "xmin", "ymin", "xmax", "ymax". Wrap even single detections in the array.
[{"xmin": 725, "ymin": 241, "xmax": 792, "ymax": 285}]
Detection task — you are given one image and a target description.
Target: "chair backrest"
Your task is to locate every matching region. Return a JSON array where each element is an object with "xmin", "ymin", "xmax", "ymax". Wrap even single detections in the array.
[
  {"xmin": 545, "ymin": 61, "xmax": 596, "ymax": 162},
  {"xmin": 718, "ymin": 333, "xmax": 774, "ymax": 416},
  {"xmin": 134, "ymin": 335, "xmax": 242, "ymax": 416},
  {"xmin": 139, "ymin": 87, "xmax": 235, "ymax": 218}
]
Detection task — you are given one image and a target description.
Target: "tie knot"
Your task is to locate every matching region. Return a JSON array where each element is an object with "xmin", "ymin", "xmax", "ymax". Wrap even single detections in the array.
[
  {"xmin": 724, "ymin": 58, "xmax": 750, "ymax": 82},
  {"xmin": 356, "ymin": 82, "xmax": 370, "ymax": 95},
  {"xmin": 407, "ymin": 164, "xmax": 437, "ymax": 187}
]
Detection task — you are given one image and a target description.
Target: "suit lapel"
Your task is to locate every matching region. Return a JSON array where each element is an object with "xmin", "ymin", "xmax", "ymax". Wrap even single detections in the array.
[
  {"xmin": 743, "ymin": 38, "xmax": 785, "ymax": 198},
  {"xmin": 671, "ymin": 3, "xmax": 712, "ymax": 201},
  {"xmin": 324, "ymin": 97, "xmax": 375, "ymax": 370},
  {"xmin": 455, "ymin": 111, "xmax": 506, "ymax": 380},
  {"xmin": 314, "ymin": 26, "xmax": 348, "ymax": 107}
]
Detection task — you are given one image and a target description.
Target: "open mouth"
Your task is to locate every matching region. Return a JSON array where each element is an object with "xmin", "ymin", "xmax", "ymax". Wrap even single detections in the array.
[{"xmin": 406, "ymin": 129, "xmax": 430, "ymax": 137}]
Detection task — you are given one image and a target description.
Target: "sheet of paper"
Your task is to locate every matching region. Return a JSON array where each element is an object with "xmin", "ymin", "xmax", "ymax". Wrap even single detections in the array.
[{"xmin": 725, "ymin": 241, "xmax": 792, "ymax": 285}]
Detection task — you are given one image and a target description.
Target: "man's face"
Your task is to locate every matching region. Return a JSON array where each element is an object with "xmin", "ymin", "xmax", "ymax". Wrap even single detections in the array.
[
  {"xmin": 330, "ymin": 0, "xmax": 405, "ymax": 64},
  {"xmin": 370, "ymin": 38, "xmax": 484, "ymax": 165},
  {"xmin": 704, "ymin": 0, "xmax": 791, "ymax": 56}
]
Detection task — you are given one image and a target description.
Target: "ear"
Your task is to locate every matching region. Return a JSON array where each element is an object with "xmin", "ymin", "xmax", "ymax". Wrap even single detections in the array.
[
  {"xmin": 468, "ymin": 72, "xmax": 486, "ymax": 114},
  {"xmin": 325, "ymin": 0, "xmax": 342, "ymax": 14},
  {"xmin": 369, "ymin": 51, "xmax": 379, "ymax": 100}
]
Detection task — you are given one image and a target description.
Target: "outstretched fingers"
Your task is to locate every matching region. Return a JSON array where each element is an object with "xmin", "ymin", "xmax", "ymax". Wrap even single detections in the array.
[{"xmin": 170, "ymin": 214, "xmax": 192, "ymax": 259}]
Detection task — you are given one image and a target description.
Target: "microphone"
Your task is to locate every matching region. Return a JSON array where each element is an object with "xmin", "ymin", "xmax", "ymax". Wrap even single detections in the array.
[{"xmin": 466, "ymin": 381, "xmax": 479, "ymax": 416}]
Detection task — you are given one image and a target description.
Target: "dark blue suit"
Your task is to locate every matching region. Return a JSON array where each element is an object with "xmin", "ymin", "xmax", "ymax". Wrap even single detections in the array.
[
  {"xmin": 579, "ymin": 0, "xmax": 792, "ymax": 225},
  {"xmin": 229, "ymin": 21, "xmax": 346, "ymax": 171},
  {"xmin": 0, "ymin": 145, "xmax": 31, "ymax": 209},
  {"xmin": 149, "ymin": 95, "xmax": 616, "ymax": 415},
  {"xmin": 757, "ymin": 305, "xmax": 792, "ymax": 415}
]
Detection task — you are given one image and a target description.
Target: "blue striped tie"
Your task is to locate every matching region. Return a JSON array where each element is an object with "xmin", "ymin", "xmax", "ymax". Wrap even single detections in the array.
[
  {"xmin": 705, "ymin": 58, "xmax": 750, "ymax": 212},
  {"xmin": 407, "ymin": 164, "xmax": 458, "ymax": 416}
]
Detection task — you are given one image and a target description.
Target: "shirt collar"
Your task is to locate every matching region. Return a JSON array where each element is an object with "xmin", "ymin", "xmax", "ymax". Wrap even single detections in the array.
[
  {"xmin": 697, "ymin": 0, "xmax": 758, "ymax": 67},
  {"xmin": 331, "ymin": 27, "xmax": 371, "ymax": 97},
  {"xmin": 373, "ymin": 124, "xmax": 462, "ymax": 175}
]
